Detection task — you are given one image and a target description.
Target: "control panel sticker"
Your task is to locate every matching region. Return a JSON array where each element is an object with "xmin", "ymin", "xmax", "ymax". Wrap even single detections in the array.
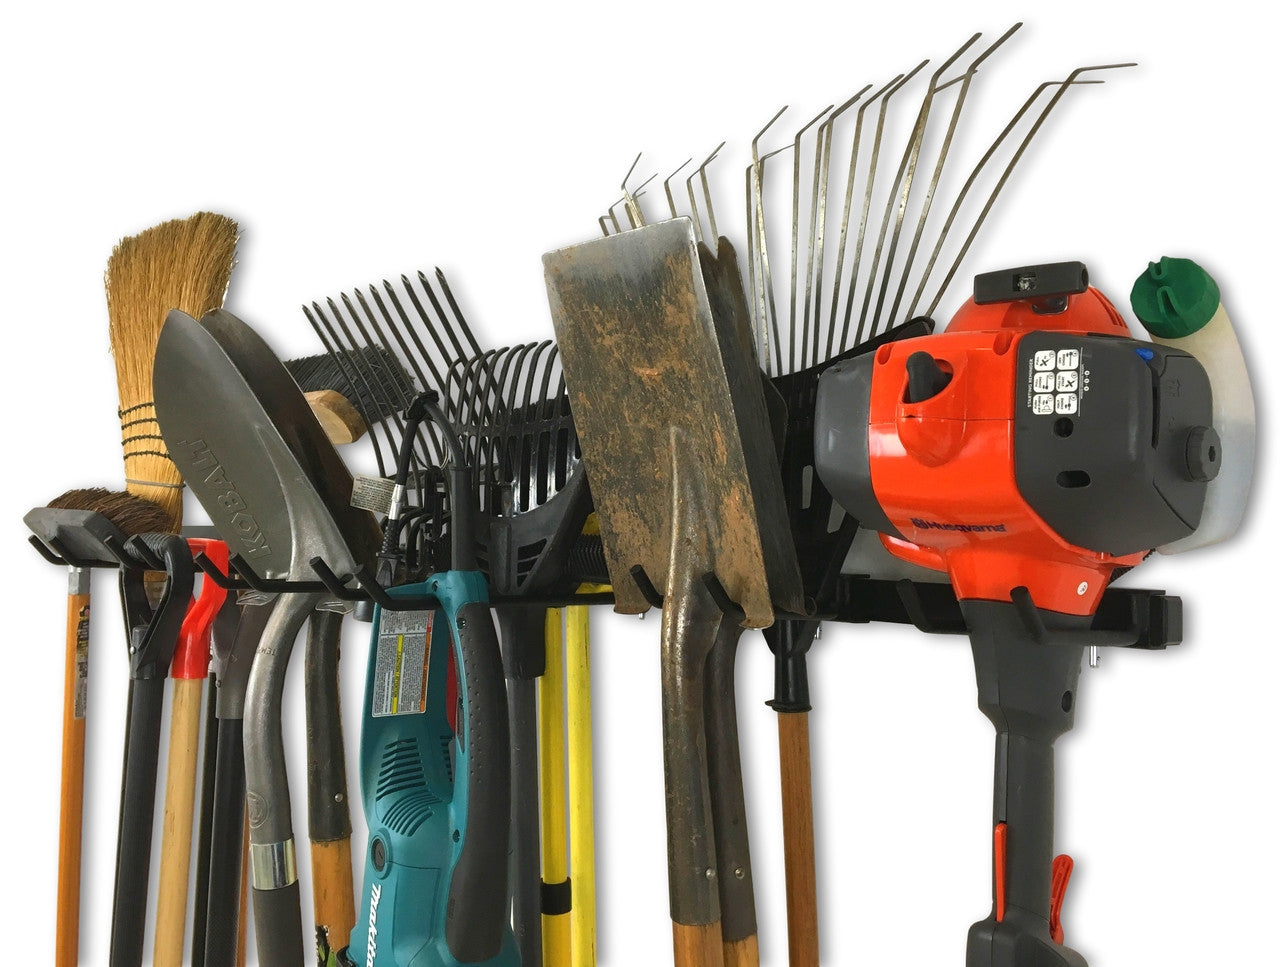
[
  {"xmin": 1026, "ymin": 343, "xmax": 1086, "ymax": 417},
  {"xmin": 373, "ymin": 610, "xmax": 433, "ymax": 717}
]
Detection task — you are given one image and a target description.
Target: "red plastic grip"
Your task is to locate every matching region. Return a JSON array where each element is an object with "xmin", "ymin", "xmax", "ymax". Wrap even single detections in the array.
[{"xmin": 171, "ymin": 538, "xmax": 229, "ymax": 679}]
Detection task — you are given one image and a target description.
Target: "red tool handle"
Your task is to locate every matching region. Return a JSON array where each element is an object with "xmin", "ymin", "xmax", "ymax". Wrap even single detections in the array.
[{"xmin": 172, "ymin": 539, "xmax": 229, "ymax": 680}]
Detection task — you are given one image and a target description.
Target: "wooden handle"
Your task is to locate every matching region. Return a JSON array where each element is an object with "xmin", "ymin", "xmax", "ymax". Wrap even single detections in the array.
[
  {"xmin": 777, "ymin": 712, "xmax": 818, "ymax": 967},
  {"xmin": 672, "ymin": 921, "xmax": 724, "ymax": 967},
  {"xmin": 310, "ymin": 838, "xmax": 356, "ymax": 962},
  {"xmin": 305, "ymin": 389, "xmax": 367, "ymax": 445},
  {"xmin": 723, "ymin": 935, "xmax": 760, "ymax": 967},
  {"xmin": 55, "ymin": 589, "xmax": 90, "ymax": 967},
  {"xmin": 153, "ymin": 677, "xmax": 205, "ymax": 967}
]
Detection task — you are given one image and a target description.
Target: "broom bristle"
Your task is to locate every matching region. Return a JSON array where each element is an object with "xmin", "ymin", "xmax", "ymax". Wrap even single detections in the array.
[
  {"xmin": 106, "ymin": 212, "xmax": 238, "ymax": 531},
  {"xmin": 48, "ymin": 487, "xmax": 173, "ymax": 536}
]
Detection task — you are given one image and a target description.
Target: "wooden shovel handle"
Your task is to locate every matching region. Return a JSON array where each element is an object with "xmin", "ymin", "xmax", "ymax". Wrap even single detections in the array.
[
  {"xmin": 154, "ymin": 676, "xmax": 205, "ymax": 966},
  {"xmin": 777, "ymin": 711, "xmax": 818, "ymax": 967},
  {"xmin": 55, "ymin": 587, "xmax": 90, "ymax": 967}
]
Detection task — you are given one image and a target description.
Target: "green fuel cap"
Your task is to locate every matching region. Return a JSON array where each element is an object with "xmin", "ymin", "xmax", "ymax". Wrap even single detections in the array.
[{"xmin": 1130, "ymin": 256, "xmax": 1220, "ymax": 338}]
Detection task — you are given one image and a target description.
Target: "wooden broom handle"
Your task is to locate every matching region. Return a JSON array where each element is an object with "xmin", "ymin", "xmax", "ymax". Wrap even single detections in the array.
[
  {"xmin": 55, "ymin": 584, "xmax": 90, "ymax": 967},
  {"xmin": 777, "ymin": 711, "xmax": 818, "ymax": 967},
  {"xmin": 153, "ymin": 677, "xmax": 205, "ymax": 966}
]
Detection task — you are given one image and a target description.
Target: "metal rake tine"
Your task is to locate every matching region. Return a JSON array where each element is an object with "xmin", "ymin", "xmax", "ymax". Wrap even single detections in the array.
[
  {"xmin": 361, "ymin": 285, "xmax": 448, "ymax": 461},
  {"xmin": 385, "ymin": 273, "xmax": 462, "ymax": 386},
  {"xmin": 303, "ymin": 302, "xmax": 390, "ymax": 478},
  {"xmin": 805, "ymin": 85, "xmax": 872, "ymax": 369},
  {"xmin": 837, "ymin": 59, "xmax": 928, "ymax": 353},
  {"xmin": 696, "ymin": 141, "xmax": 727, "ymax": 241},
  {"xmin": 366, "ymin": 285, "xmax": 447, "ymax": 392},
  {"xmin": 431, "ymin": 268, "xmax": 484, "ymax": 359},
  {"xmin": 341, "ymin": 291, "xmax": 435, "ymax": 478},
  {"xmin": 607, "ymin": 201, "xmax": 624, "ymax": 234},
  {"xmin": 629, "ymin": 171, "xmax": 659, "ymax": 229},
  {"xmin": 748, "ymin": 104, "xmax": 790, "ymax": 374},
  {"xmin": 621, "ymin": 152, "xmax": 647, "ymax": 228},
  {"xmin": 599, "ymin": 215, "xmax": 612, "ymax": 237},
  {"xmin": 886, "ymin": 23, "xmax": 1022, "ymax": 329},
  {"xmin": 824, "ymin": 73, "xmax": 906, "ymax": 360},
  {"xmin": 857, "ymin": 33, "xmax": 982, "ymax": 347},
  {"xmin": 923, "ymin": 63, "xmax": 1134, "ymax": 317},
  {"xmin": 665, "ymin": 158, "xmax": 694, "ymax": 220},
  {"xmin": 904, "ymin": 77, "xmax": 1079, "ymax": 318},
  {"xmin": 789, "ymin": 103, "xmax": 835, "ymax": 374},
  {"xmin": 415, "ymin": 268, "xmax": 483, "ymax": 365}
]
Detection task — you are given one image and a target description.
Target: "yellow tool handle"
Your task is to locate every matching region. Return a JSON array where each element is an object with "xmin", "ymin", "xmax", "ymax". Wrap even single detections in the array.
[
  {"xmin": 565, "ymin": 604, "xmax": 597, "ymax": 967},
  {"xmin": 154, "ymin": 677, "xmax": 204, "ymax": 966},
  {"xmin": 540, "ymin": 608, "xmax": 571, "ymax": 966},
  {"xmin": 777, "ymin": 711, "xmax": 818, "ymax": 967},
  {"xmin": 55, "ymin": 588, "xmax": 90, "ymax": 967}
]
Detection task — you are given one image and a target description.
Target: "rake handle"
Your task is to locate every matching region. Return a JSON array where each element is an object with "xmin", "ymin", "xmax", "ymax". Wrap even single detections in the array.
[
  {"xmin": 55, "ymin": 583, "xmax": 90, "ymax": 967},
  {"xmin": 777, "ymin": 711, "xmax": 818, "ymax": 967}
]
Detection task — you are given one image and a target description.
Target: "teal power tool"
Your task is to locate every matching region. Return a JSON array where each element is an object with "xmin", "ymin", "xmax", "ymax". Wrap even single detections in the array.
[{"xmin": 343, "ymin": 393, "xmax": 517, "ymax": 967}]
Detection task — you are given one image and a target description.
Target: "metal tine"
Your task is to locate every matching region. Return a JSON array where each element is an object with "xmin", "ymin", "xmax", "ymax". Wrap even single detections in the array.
[
  {"xmin": 824, "ymin": 73, "xmax": 905, "ymax": 361},
  {"xmin": 788, "ymin": 103, "xmax": 835, "ymax": 374},
  {"xmin": 302, "ymin": 302, "xmax": 391, "ymax": 478},
  {"xmin": 752, "ymin": 143, "xmax": 794, "ymax": 374},
  {"xmin": 529, "ymin": 344, "xmax": 563, "ymax": 505},
  {"xmin": 630, "ymin": 176, "xmax": 659, "ymax": 229},
  {"xmin": 336, "ymin": 296, "xmax": 434, "ymax": 496},
  {"xmin": 608, "ymin": 202, "xmax": 624, "ymax": 234},
  {"xmin": 516, "ymin": 341, "xmax": 555, "ymax": 512},
  {"xmin": 665, "ymin": 159, "xmax": 694, "ymax": 220},
  {"xmin": 322, "ymin": 295, "xmax": 420, "ymax": 475},
  {"xmin": 494, "ymin": 344, "xmax": 533, "ymax": 511},
  {"xmin": 904, "ymin": 77, "xmax": 1081, "ymax": 319},
  {"xmin": 835, "ymin": 62, "xmax": 928, "ymax": 355},
  {"xmin": 450, "ymin": 349, "xmax": 505, "ymax": 506},
  {"xmin": 885, "ymin": 23, "xmax": 1021, "ymax": 329},
  {"xmin": 413, "ymin": 268, "xmax": 483, "ymax": 369},
  {"xmin": 599, "ymin": 215, "xmax": 612, "ymax": 238},
  {"xmin": 691, "ymin": 142, "xmax": 726, "ymax": 242},
  {"xmin": 921, "ymin": 63, "xmax": 1134, "ymax": 317},
  {"xmin": 352, "ymin": 287, "xmax": 443, "ymax": 465},
  {"xmin": 621, "ymin": 153, "xmax": 648, "ymax": 229},
  {"xmin": 803, "ymin": 86, "xmax": 871, "ymax": 370},
  {"xmin": 748, "ymin": 105, "xmax": 790, "ymax": 375},
  {"xmin": 432, "ymin": 268, "xmax": 484, "ymax": 360},
  {"xmin": 854, "ymin": 34, "xmax": 981, "ymax": 348},
  {"xmin": 373, "ymin": 282, "xmax": 450, "ymax": 392}
]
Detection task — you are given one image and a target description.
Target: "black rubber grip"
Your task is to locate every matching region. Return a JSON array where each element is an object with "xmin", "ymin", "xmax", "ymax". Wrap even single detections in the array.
[
  {"xmin": 202, "ymin": 718, "xmax": 246, "ymax": 967},
  {"xmin": 304, "ymin": 610, "xmax": 352, "ymax": 842},
  {"xmin": 445, "ymin": 601, "xmax": 512, "ymax": 963},
  {"xmin": 541, "ymin": 878, "xmax": 573, "ymax": 916},
  {"xmin": 109, "ymin": 676, "xmax": 165, "ymax": 967},
  {"xmin": 962, "ymin": 599, "xmax": 1089, "ymax": 967},
  {"xmin": 252, "ymin": 881, "xmax": 305, "ymax": 967}
]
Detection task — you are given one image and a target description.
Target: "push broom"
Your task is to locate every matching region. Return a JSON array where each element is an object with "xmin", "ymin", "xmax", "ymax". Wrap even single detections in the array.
[{"xmin": 105, "ymin": 211, "xmax": 238, "ymax": 967}]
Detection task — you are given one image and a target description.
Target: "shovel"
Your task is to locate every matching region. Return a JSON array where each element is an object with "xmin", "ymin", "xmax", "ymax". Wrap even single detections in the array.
[
  {"xmin": 154, "ymin": 307, "xmax": 381, "ymax": 966},
  {"xmin": 546, "ymin": 217, "xmax": 804, "ymax": 966}
]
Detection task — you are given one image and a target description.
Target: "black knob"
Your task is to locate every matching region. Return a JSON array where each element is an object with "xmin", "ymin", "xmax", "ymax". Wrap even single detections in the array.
[
  {"xmin": 905, "ymin": 351, "xmax": 953, "ymax": 403},
  {"xmin": 1184, "ymin": 426, "xmax": 1222, "ymax": 482}
]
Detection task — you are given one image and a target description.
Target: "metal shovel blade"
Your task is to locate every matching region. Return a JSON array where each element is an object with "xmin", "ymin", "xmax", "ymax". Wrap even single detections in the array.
[
  {"xmin": 153, "ymin": 307, "xmax": 381, "ymax": 581},
  {"xmin": 544, "ymin": 218, "xmax": 804, "ymax": 625}
]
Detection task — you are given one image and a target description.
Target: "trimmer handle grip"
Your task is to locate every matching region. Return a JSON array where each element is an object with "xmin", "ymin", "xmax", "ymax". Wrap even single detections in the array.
[{"xmin": 962, "ymin": 598, "xmax": 1089, "ymax": 967}]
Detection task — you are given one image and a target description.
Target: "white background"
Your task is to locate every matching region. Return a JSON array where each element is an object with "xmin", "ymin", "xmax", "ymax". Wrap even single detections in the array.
[{"xmin": 2, "ymin": 3, "xmax": 1275, "ymax": 965}]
